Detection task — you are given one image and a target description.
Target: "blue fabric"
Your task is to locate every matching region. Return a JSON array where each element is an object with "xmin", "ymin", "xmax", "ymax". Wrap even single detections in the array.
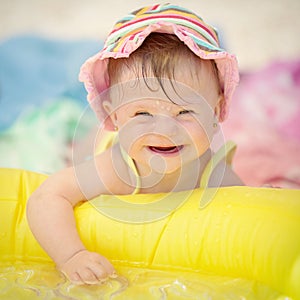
[{"xmin": 0, "ymin": 35, "xmax": 101, "ymax": 131}]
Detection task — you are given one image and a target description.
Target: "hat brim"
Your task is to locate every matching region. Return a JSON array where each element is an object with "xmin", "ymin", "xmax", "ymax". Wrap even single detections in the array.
[{"xmin": 79, "ymin": 22, "xmax": 239, "ymax": 130}]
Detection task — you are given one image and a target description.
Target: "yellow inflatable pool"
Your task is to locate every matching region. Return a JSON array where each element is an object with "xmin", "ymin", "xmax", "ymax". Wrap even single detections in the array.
[{"xmin": 0, "ymin": 168, "xmax": 300, "ymax": 299}]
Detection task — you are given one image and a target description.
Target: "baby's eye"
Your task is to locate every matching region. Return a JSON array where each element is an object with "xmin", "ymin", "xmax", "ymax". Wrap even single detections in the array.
[
  {"xmin": 178, "ymin": 109, "xmax": 194, "ymax": 115},
  {"xmin": 135, "ymin": 111, "xmax": 153, "ymax": 117}
]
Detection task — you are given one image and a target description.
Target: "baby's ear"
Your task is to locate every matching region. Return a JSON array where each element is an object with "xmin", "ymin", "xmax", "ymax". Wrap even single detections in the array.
[
  {"xmin": 102, "ymin": 100, "xmax": 117, "ymax": 131},
  {"xmin": 103, "ymin": 100, "xmax": 113, "ymax": 116},
  {"xmin": 214, "ymin": 94, "xmax": 225, "ymax": 120}
]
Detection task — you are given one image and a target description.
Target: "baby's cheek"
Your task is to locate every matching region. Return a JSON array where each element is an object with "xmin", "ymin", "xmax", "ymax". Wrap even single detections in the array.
[
  {"xmin": 186, "ymin": 125, "xmax": 211, "ymax": 154},
  {"xmin": 181, "ymin": 120, "xmax": 206, "ymax": 138}
]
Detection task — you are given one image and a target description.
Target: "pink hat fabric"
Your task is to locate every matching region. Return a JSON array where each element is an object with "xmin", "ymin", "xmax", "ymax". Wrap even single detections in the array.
[{"xmin": 79, "ymin": 3, "xmax": 239, "ymax": 130}]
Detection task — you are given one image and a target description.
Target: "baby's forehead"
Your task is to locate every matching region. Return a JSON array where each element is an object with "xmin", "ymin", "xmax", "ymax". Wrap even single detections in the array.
[
  {"xmin": 109, "ymin": 78, "xmax": 206, "ymax": 106},
  {"xmin": 124, "ymin": 99, "xmax": 187, "ymax": 111}
]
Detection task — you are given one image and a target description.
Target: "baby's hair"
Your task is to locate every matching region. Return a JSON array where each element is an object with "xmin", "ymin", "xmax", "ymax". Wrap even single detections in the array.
[{"xmin": 107, "ymin": 33, "xmax": 222, "ymax": 99}]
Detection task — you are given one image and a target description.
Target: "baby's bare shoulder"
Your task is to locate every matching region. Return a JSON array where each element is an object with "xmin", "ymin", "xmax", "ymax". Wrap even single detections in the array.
[
  {"xmin": 209, "ymin": 161, "xmax": 244, "ymax": 187},
  {"xmin": 93, "ymin": 145, "xmax": 135, "ymax": 196}
]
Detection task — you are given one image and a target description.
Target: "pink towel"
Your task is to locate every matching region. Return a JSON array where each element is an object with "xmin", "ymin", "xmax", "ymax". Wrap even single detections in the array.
[{"xmin": 222, "ymin": 60, "xmax": 300, "ymax": 188}]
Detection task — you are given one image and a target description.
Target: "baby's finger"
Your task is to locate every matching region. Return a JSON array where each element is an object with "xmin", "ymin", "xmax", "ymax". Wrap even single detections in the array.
[
  {"xmin": 98, "ymin": 256, "xmax": 116, "ymax": 276},
  {"xmin": 78, "ymin": 268, "xmax": 99, "ymax": 285},
  {"xmin": 63, "ymin": 271, "xmax": 85, "ymax": 285},
  {"xmin": 88, "ymin": 262, "xmax": 109, "ymax": 281}
]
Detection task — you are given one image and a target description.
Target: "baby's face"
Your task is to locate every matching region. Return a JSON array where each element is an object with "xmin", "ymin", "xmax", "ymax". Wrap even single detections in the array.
[{"xmin": 105, "ymin": 61, "xmax": 221, "ymax": 175}]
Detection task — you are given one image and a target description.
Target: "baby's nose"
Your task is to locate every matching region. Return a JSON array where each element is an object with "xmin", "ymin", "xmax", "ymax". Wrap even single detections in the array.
[{"xmin": 153, "ymin": 115, "xmax": 179, "ymax": 137}]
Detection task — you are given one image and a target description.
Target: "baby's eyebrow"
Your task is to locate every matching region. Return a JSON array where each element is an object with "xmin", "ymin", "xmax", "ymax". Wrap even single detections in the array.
[
  {"xmin": 129, "ymin": 99, "xmax": 194, "ymax": 112},
  {"xmin": 132, "ymin": 100, "xmax": 160, "ymax": 108},
  {"xmin": 131, "ymin": 103, "xmax": 152, "ymax": 110}
]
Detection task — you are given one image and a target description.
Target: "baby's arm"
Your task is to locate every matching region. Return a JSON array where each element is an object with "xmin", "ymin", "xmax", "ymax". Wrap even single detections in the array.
[{"xmin": 27, "ymin": 162, "xmax": 115, "ymax": 285}]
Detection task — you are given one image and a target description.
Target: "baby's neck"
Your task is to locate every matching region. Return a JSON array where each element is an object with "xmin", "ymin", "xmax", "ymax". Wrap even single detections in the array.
[{"xmin": 137, "ymin": 149, "xmax": 212, "ymax": 194}]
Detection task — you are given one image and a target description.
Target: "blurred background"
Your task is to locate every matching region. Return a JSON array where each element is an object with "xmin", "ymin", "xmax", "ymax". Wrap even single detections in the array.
[
  {"xmin": 1, "ymin": 0, "xmax": 300, "ymax": 70},
  {"xmin": 1, "ymin": 0, "xmax": 300, "ymax": 187}
]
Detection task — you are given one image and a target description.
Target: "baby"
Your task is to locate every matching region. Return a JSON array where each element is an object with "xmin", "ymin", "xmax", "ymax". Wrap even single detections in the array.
[{"xmin": 27, "ymin": 3, "xmax": 243, "ymax": 285}]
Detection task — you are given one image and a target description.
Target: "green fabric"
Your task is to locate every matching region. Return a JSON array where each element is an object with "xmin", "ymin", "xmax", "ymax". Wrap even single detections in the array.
[{"xmin": 0, "ymin": 98, "xmax": 93, "ymax": 174}]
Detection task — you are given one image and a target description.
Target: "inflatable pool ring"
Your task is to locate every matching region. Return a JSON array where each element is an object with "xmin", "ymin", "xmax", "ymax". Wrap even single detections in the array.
[{"xmin": 0, "ymin": 168, "xmax": 299, "ymax": 299}]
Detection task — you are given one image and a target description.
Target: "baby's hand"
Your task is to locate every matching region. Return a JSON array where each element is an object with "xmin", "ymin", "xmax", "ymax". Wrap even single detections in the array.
[{"xmin": 58, "ymin": 250, "xmax": 116, "ymax": 285}]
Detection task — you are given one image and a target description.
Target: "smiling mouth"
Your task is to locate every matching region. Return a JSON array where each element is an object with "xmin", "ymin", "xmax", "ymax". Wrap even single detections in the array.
[{"xmin": 148, "ymin": 145, "xmax": 184, "ymax": 154}]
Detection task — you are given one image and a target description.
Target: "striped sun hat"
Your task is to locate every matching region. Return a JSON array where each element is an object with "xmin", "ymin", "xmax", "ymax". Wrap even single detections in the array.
[{"xmin": 79, "ymin": 3, "xmax": 239, "ymax": 130}]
